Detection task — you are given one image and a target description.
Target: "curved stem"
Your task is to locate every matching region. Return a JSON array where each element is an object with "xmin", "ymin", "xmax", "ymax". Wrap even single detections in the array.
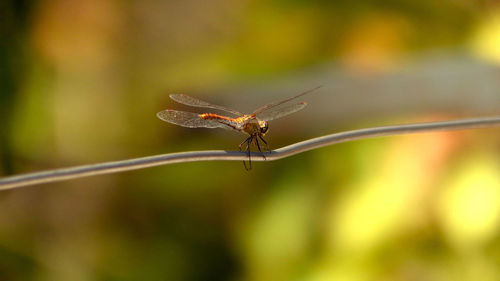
[{"xmin": 1, "ymin": 116, "xmax": 499, "ymax": 190}]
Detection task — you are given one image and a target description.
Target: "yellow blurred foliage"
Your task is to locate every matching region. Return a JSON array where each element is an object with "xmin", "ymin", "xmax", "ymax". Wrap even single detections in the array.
[
  {"xmin": 237, "ymin": 180, "xmax": 315, "ymax": 281},
  {"xmin": 437, "ymin": 153, "xmax": 500, "ymax": 250},
  {"xmin": 471, "ymin": 11, "xmax": 500, "ymax": 64},
  {"xmin": 327, "ymin": 131, "xmax": 458, "ymax": 255}
]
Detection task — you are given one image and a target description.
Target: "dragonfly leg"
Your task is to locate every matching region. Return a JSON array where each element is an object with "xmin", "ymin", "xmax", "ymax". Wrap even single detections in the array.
[
  {"xmin": 239, "ymin": 137, "xmax": 250, "ymax": 151},
  {"xmin": 258, "ymin": 135, "xmax": 270, "ymax": 153},
  {"xmin": 240, "ymin": 136, "xmax": 252, "ymax": 171},
  {"xmin": 246, "ymin": 136, "xmax": 253, "ymax": 170},
  {"xmin": 255, "ymin": 136, "xmax": 266, "ymax": 161}
]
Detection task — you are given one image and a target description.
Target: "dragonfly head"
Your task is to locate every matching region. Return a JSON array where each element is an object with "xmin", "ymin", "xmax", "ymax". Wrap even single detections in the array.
[{"xmin": 259, "ymin": 120, "xmax": 269, "ymax": 135}]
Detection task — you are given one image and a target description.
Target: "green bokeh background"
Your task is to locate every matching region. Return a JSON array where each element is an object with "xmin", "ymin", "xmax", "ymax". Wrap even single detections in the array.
[{"xmin": 1, "ymin": 0, "xmax": 500, "ymax": 280}]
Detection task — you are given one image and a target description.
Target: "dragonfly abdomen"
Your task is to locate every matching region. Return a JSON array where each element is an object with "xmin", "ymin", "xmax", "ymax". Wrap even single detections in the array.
[
  {"xmin": 199, "ymin": 113, "xmax": 241, "ymax": 130},
  {"xmin": 199, "ymin": 113, "xmax": 232, "ymax": 121}
]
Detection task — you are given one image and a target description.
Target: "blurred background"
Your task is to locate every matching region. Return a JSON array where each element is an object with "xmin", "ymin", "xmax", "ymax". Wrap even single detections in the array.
[{"xmin": 1, "ymin": 0, "xmax": 500, "ymax": 280}]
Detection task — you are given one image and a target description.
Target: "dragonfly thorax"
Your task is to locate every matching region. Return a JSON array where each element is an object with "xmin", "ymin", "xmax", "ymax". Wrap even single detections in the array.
[{"xmin": 242, "ymin": 119, "xmax": 269, "ymax": 136}]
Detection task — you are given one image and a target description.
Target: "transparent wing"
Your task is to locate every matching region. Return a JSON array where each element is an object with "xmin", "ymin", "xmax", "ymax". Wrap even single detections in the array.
[
  {"xmin": 252, "ymin": 85, "xmax": 321, "ymax": 115},
  {"xmin": 169, "ymin": 94, "xmax": 243, "ymax": 116},
  {"xmin": 256, "ymin": 102, "xmax": 307, "ymax": 121},
  {"xmin": 157, "ymin": 110, "xmax": 233, "ymax": 130}
]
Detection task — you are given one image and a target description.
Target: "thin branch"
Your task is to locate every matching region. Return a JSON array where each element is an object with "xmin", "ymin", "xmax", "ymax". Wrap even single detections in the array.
[{"xmin": 1, "ymin": 116, "xmax": 499, "ymax": 190}]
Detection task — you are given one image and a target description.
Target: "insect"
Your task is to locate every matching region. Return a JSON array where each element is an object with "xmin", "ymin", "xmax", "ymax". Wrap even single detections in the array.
[{"xmin": 157, "ymin": 86, "xmax": 321, "ymax": 170}]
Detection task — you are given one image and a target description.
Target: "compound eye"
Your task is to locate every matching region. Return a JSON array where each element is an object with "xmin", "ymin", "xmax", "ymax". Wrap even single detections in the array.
[{"xmin": 261, "ymin": 123, "xmax": 269, "ymax": 134}]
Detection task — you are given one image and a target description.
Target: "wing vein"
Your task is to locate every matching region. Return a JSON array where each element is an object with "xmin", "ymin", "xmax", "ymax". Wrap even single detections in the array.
[
  {"xmin": 170, "ymin": 94, "xmax": 243, "ymax": 116},
  {"xmin": 157, "ymin": 110, "xmax": 235, "ymax": 130},
  {"xmin": 252, "ymin": 86, "xmax": 321, "ymax": 115}
]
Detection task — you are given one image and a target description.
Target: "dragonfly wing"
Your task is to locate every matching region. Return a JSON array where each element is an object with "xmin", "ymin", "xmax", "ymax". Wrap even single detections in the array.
[
  {"xmin": 256, "ymin": 102, "xmax": 307, "ymax": 121},
  {"xmin": 169, "ymin": 94, "xmax": 243, "ymax": 116},
  {"xmin": 252, "ymin": 86, "xmax": 321, "ymax": 115},
  {"xmin": 157, "ymin": 110, "xmax": 233, "ymax": 130}
]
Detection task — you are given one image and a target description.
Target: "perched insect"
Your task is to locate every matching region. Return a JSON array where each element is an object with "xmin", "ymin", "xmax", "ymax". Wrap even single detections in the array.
[{"xmin": 157, "ymin": 86, "xmax": 321, "ymax": 170}]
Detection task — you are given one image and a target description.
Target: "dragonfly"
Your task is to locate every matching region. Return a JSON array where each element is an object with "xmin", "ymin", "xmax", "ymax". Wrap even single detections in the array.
[{"xmin": 157, "ymin": 86, "xmax": 321, "ymax": 170}]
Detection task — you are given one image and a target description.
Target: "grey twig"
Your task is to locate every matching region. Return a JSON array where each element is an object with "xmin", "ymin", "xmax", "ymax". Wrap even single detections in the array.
[{"xmin": 1, "ymin": 116, "xmax": 499, "ymax": 190}]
